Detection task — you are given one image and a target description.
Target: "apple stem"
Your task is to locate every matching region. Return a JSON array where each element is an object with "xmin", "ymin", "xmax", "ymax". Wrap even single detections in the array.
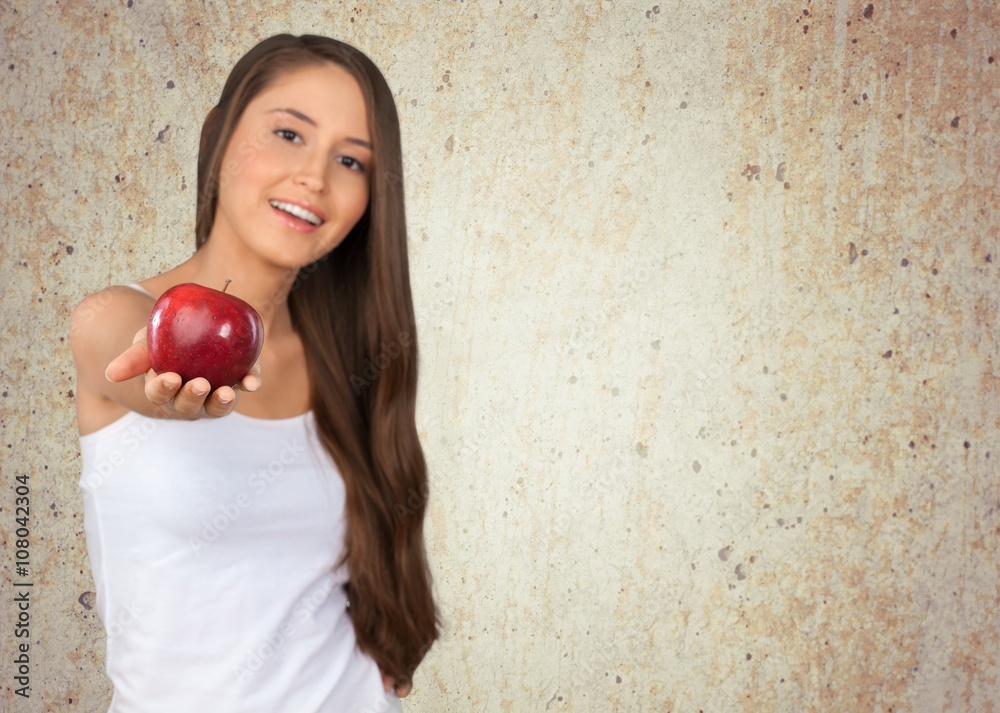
[{"xmin": 223, "ymin": 278, "xmax": 232, "ymax": 294}]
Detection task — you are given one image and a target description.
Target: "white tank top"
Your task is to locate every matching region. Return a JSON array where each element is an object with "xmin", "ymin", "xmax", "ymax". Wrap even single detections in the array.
[{"xmin": 77, "ymin": 285, "xmax": 401, "ymax": 713}]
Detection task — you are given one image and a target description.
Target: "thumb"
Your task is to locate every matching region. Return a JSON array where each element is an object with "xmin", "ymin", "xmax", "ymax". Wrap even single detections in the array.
[{"xmin": 106, "ymin": 327, "xmax": 152, "ymax": 383}]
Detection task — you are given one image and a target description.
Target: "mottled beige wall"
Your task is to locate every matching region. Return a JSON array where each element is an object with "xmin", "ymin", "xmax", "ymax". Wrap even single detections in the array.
[{"xmin": 1, "ymin": 0, "xmax": 997, "ymax": 711}]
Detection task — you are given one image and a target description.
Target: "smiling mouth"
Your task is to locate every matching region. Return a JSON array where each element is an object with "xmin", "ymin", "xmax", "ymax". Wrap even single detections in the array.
[{"xmin": 268, "ymin": 200, "xmax": 324, "ymax": 226}]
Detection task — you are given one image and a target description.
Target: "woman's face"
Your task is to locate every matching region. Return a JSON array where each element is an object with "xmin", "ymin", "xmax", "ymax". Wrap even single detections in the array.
[{"xmin": 211, "ymin": 61, "xmax": 372, "ymax": 270}]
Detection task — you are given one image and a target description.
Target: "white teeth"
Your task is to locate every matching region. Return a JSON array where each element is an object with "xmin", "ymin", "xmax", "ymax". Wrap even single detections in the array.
[{"xmin": 269, "ymin": 200, "xmax": 322, "ymax": 225}]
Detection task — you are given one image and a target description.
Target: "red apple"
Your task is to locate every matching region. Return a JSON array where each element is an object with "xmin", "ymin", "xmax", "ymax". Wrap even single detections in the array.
[{"xmin": 147, "ymin": 280, "xmax": 264, "ymax": 392}]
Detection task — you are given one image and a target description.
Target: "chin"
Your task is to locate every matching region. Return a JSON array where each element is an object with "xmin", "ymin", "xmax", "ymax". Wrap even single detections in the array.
[
  {"xmin": 268, "ymin": 249, "xmax": 330, "ymax": 274},
  {"xmin": 254, "ymin": 233, "xmax": 326, "ymax": 265}
]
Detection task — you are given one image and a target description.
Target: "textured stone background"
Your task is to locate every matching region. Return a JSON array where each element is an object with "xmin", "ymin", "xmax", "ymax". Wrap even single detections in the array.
[{"xmin": 2, "ymin": 0, "xmax": 997, "ymax": 711}]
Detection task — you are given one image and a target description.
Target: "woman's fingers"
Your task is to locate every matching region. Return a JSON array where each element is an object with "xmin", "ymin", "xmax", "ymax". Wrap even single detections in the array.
[
  {"xmin": 142, "ymin": 371, "xmax": 238, "ymax": 419},
  {"xmin": 109, "ymin": 327, "xmax": 254, "ymax": 419},
  {"xmin": 145, "ymin": 372, "xmax": 207, "ymax": 415},
  {"xmin": 170, "ymin": 377, "xmax": 216, "ymax": 417},
  {"xmin": 203, "ymin": 385, "xmax": 237, "ymax": 418},
  {"xmin": 239, "ymin": 372, "xmax": 261, "ymax": 392},
  {"xmin": 144, "ymin": 369, "xmax": 182, "ymax": 405},
  {"xmin": 106, "ymin": 327, "xmax": 151, "ymax": 383},
  {"xmin": 380, "ymin": 671, "xmax": 412, "ymax": 698}
]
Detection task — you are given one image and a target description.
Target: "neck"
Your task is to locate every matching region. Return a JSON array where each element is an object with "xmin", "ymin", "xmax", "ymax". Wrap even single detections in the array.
[{"xmin": 179, "ymin": 237, "xmax": 299, "ymax": 339}]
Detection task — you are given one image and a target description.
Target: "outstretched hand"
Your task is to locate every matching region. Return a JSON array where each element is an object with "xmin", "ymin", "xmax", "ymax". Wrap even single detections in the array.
[{"xmin": 105, "ymin": 326, "xmax": 261, "ymax": 418}]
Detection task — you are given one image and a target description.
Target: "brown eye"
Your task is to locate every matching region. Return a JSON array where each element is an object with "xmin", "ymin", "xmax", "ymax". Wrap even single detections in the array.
[{"xmin": 338, "ymin": 156, "xmax": 365, "ymax": 173}]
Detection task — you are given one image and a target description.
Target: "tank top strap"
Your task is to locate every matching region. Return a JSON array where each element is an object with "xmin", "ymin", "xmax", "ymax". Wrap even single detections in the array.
[{"xmin": 126, "ymin": 282, "xmax": 155, "ymax": 298}]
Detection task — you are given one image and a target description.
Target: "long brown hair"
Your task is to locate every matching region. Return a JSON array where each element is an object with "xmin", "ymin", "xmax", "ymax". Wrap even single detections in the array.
[{"xmin": 195, "ymin": 34, "xmax": 439, "ymax": 686}]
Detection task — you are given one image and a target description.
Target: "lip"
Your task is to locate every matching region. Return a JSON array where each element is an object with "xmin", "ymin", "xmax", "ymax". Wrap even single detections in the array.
[
  {"xmin": 270, "ymin": 204, "xmax": 321, "ymax": 233},
  {"xmin": 269, "ymin": 197, "xmax": 327, "ymax": 224}
]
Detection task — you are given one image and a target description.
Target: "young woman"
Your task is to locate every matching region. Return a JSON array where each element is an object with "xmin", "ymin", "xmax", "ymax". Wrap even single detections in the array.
[{"xmin": 70, "ymin": 34, "xmax": 439, "ymax": 712}]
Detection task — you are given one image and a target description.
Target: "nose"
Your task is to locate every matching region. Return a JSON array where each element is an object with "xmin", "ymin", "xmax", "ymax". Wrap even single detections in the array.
[{"xmin": 294, "ymin": 150, "xmax": 328, "ymax": 193}]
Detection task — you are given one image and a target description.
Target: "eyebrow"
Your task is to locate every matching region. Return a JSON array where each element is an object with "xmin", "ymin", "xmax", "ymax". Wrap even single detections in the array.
[{"xmin": 267, "ymin": 107, "xmax": 372, "ymax": 149}]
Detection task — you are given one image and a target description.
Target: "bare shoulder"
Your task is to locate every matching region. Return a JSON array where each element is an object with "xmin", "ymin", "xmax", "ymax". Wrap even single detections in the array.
[
  {"xmin": 70, "ymin": 285, "xmax": 155, "ymax": 435},
  {"xmin": 70, "ymin": 285, "xmax": 153, "ymax": 345}
]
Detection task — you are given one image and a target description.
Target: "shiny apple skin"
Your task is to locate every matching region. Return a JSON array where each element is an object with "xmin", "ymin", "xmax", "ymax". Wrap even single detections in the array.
[{"xmin": 146, "ymin": 283, "xmax": 264, "ymax": 392}]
